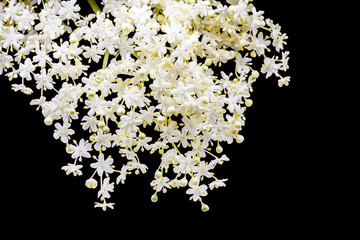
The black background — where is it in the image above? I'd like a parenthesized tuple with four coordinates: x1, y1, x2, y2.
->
(0, 0, 335, 235)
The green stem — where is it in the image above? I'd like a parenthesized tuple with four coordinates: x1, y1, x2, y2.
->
(87, 0, 101, 13)
(102, 50, 109, 69)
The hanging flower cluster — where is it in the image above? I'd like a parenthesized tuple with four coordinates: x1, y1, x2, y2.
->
(0, 0, 290, 212)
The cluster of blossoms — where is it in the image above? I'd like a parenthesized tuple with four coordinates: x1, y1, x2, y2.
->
(0, 0, 290, 211)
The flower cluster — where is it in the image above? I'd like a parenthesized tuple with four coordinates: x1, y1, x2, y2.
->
(0, 0, 290, 212)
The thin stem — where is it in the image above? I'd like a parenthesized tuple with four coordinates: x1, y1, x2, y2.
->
(87, 0, 101, 13)
(102, 50, 109, 69)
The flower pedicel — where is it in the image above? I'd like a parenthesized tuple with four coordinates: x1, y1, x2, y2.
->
(0, 0, 291, 212)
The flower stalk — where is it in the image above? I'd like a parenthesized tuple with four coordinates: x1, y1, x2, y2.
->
(87, 0, 101, 13)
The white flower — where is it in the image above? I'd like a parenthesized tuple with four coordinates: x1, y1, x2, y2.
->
(82, 45, 104, 63)
(186, 184, 208, 202)
(1, 26, 24, 50)
(91, 130, 112, 151)
(248, 32, 271, 56)
(18, 58, 35, 80)
(150, 176, 171, 192)
(11, 84, 33, 95)
(94, 202, 115, 211)
(34, 69, 54, 90)
(194, 161, 213, 179)
(53, 122, 74, 143)
(85, 94, 108, 116)
(116, 165, 129, 184)
(98, 177, 114, 199)
(33, 46, 52, 68)
(209, 178, 228, 190)
(278, 76, 291, 87)
(81, 115, 98, 132)
(61, 163, 83, 176)
(235, 53, 251, 74)
(120, 112, 143, 133)
(261, 56, 282, 78)
(59, 0, 81, 21)
(69, 139, 92, 159)
(90, 153, 114, 176)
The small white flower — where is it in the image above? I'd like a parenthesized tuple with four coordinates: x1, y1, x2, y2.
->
(209, 178, 228, 190)
(98, 177, 114, 199)
(186, 184, 208, 202)
(261, 56, 282, 78)
(61, 163, 83, 176)
(194, 161, 213, 179)
(278, 76, 291, 87)
(18, 58, 35, 80)
(69, 139, 92, 159)
(120, 112, 143, 133)
(151, 176, 171, 192)
(90, 153, 114, 176)
(53, 122, 74, 144)
(94, 202, 115, 211)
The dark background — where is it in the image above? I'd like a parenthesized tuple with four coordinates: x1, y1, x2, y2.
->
(0, 0, 334, 234)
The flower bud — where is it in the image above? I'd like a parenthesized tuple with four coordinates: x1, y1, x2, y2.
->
(201, 203, 210, 212)
(98, 121, 106, 128)
(85, 178, 98, 189)
(216, 145, 223, 154)
(70, 36, 78, 44)
(138, 132, 146, 140)
(179, 177, 188, 187)
(251, 70, 260, 79)
(66, 144, 74, 154)
(244, 98, 253, 107)
(87, 90, 96, 98)
(236, 134, 245, 143)
(167, 106, 175, 115)
(189, 177, 200, 186)
(200, 96, 209, 104)
(117, 106, 125, 116)
(44, 117, 53, 126)
(151, 193, 158, 202)
(233, 121, 242, 130)
(103, 126, 110, 133)
(157, 115, 165, 124)
(239, 38, 249, 47)
(155, 170, 162, 179)
(192, 156, 200, 165)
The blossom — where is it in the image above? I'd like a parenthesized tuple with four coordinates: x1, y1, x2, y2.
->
(186, 184, 208, 202)
(90, 153, 114, 176)
(53, 122, 74, 144)
(261, 56, 282, 78)
(119, 112, 143, 133)
(18, 58, 35, 80)
(98, 177, 114, 199)
(194, 161, 213, 179)
(1, 26, 24, 50)
(1, 0, 291, 212)
(94, 202, 115, 211)
(61, 163, 83, 176)
(209, 178, 228, 190)
(69, 139, 92, 159)
(150, 176, 171, 192)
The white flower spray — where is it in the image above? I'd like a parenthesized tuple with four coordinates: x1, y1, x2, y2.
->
(0, 0, 291, 212)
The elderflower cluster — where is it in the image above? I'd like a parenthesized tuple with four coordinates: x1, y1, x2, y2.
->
(0, 0, 291, 212)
